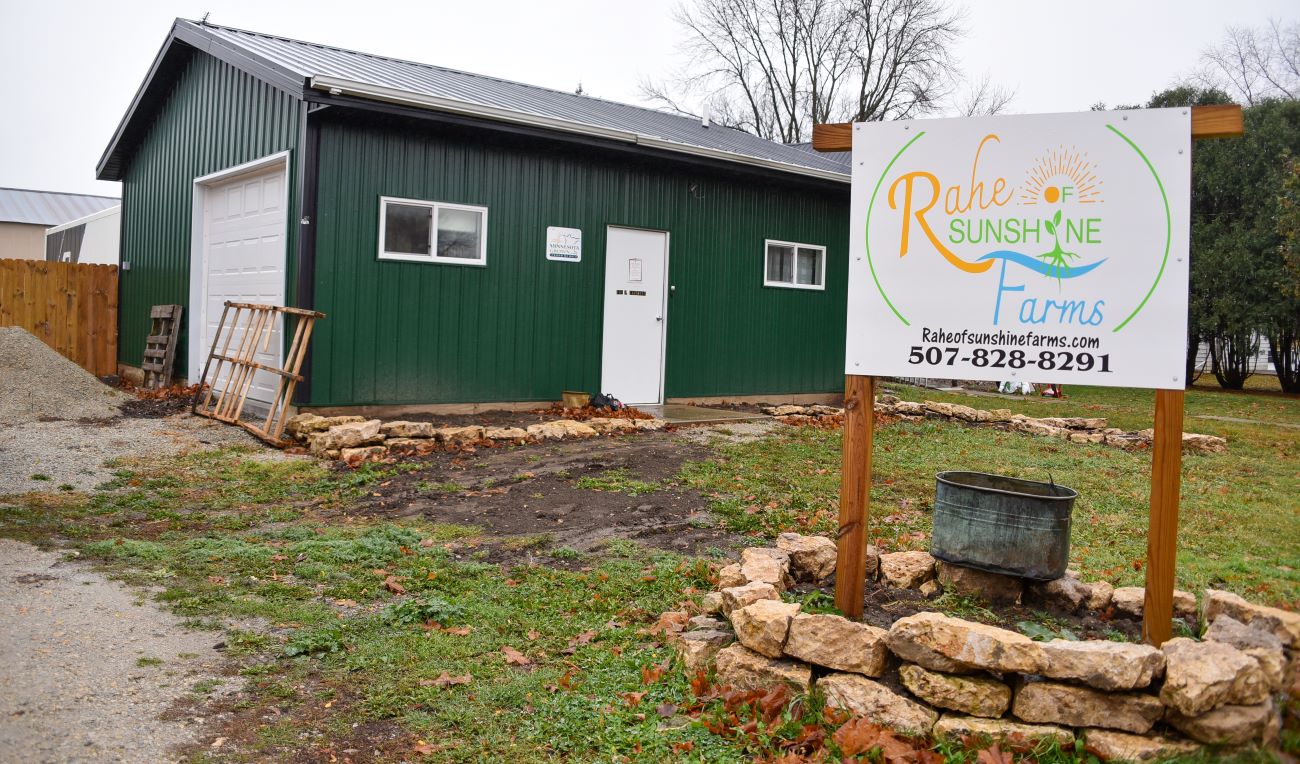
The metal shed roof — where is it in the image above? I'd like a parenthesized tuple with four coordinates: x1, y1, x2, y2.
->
(0, 187, 120, 227)
(100, 19, 850, 183)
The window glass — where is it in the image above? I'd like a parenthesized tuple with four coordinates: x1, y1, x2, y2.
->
(437, 207, 483, 260)
(797, 247, 821, 285)
(766, 244, 794, 283)
(384, 203, 431, 255)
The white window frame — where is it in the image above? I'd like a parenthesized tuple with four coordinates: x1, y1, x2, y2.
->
(763, 239, 826, 291)
(377, 196, 488, 266)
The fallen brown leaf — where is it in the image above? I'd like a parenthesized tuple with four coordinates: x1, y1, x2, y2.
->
(501, 646, 532, 666)
(419, 671, 471, 688)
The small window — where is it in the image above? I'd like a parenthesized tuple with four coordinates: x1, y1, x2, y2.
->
(764, 240, 825, 290)
(378, 197, 487, 265)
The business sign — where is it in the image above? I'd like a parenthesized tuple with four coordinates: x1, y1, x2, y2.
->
(847, 109, 1191, 389)
(546, 226, 582, 262)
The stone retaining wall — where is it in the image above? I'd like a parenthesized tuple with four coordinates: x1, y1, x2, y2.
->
(677, 534, 1297, 759)
(281, 412, 666, 463)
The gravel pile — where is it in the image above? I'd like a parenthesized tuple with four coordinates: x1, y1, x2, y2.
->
(0, 327, 128, 425)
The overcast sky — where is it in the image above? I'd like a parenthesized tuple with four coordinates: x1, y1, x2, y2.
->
(1, 0, 1293, 197)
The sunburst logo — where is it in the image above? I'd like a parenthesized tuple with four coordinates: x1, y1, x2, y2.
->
(1019, 146, 1103, 206)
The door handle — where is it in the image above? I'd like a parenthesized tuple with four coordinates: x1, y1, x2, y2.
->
(655, 316, 663, 321)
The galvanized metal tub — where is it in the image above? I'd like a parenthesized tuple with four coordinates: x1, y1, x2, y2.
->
(931, 471, 1077, 581)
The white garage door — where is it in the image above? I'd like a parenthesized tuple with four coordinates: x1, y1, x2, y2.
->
(199, 164, 287, 406)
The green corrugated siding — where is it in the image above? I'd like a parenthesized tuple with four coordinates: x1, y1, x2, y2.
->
(118, 51, 302, 377)
(311, 116, 848, 406)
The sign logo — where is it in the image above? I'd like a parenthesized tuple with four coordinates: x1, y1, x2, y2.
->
(546, 226, 582, 262)
(847, 110, 1190, 389)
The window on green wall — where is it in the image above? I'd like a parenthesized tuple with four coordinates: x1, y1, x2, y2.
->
(764, 240, 824, 290)
(378, 196, 487, 266)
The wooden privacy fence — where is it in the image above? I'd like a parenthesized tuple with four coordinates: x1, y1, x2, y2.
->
(0, 258, 118, 376)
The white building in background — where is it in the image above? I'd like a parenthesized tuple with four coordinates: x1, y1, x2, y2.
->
(44, 205, 121, 265)
(0, 187, 119, 260)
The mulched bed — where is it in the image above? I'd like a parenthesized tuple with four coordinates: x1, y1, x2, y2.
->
(790, 577, 1193, 642)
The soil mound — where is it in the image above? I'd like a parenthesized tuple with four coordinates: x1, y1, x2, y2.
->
(0, 327, 128, 425)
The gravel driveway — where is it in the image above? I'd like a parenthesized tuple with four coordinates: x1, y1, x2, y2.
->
(0, 540, 238, 763)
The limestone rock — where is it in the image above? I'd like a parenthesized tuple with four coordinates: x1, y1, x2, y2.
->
(687, 615, 728, 632)
(699, 591, 724, 615)
(1245, 647, 1287, 692)
(286, 413, 364, 438)
(717, 564, 747, 589)
(1027, 575, 1089, 612)
(1068, 431, 1106, 444)
(1203, 589, 1300, 649)
(879, 551, 936, 589)
(924, 400, 993, 422)
(585, 417, 633, 433)
(886, 612, 1045, 675)
(1010, 419, 1071, 439)
(384, 437, 436, 452)
(775, 533, 838, 581)
(898, 664, 1010, 718)
(1012, 681, 1163, 734)
(932, 715, 1074, 746)
(1173, 590, 1197, 616)
(1159, 637, 1269, 717)
(919, 580, 942, 598)
(1038, 416, 1108, 430)
(676, 629, 734, 675)
(937, 562, 1023, 605)
(484, 426, 528, 440)
(1111, 587, 1145, 617)
(714, 644, 811, 693)
(764, 404, 807, 416)
(1038, 639, 1165, 691)
(784, 613, 889, 676)
(719, 581, 779, 617)
(817, 673, 938, 736)
(1181, 432, 1228, 454)
(526, 421, 578, 440)
(340, 445, 388, 463)
(739, 547, 793, 591)
(1085, 580, 1114, 611)
(893, 401, 926, 416)
(1165, 701, 1276, 746)
(1083, 730, 1200, 762)
(438, 425, 486, 444)
(380, 420, 436, 438)
(731, 599, 800, 658)
(1204, 614, 1286, 652)
(309, 419, 383, 454)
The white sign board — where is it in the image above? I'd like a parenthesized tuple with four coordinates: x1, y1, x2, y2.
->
(847, 109, 1191, 389)
(546, 226, 582, 262)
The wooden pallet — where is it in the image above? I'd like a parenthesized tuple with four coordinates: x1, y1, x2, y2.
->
(192, 301, 324, 446)
(142, 304, 183, 389)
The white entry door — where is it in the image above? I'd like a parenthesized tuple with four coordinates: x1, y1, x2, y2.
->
(600, 227, 668, 405)
(194, 160, 287, 405)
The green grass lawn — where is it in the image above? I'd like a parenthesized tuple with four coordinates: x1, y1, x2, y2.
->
(682, 383, 1300, 608)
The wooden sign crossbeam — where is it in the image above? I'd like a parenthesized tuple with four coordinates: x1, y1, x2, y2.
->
(813, 104, 1243, 645)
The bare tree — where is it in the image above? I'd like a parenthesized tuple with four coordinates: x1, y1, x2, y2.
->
(642, 0, 995, 142)
(1195, 18, 1299, 105)
(952, 72, 1015, 117)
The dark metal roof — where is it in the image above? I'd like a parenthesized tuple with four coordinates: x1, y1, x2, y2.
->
(99, 19, 850, 183)
(0, 188, 120, 227)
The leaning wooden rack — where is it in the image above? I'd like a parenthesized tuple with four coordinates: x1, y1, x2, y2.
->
(192, 301, 325, 445)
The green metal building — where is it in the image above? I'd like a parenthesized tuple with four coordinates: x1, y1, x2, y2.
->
(98, 19, 851, 409)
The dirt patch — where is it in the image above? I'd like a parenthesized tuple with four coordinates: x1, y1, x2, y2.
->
(0, 539, 240, 763)
(329, 431, 744, 563)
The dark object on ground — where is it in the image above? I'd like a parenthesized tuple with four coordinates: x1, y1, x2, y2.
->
(931, 471, 1076, 580)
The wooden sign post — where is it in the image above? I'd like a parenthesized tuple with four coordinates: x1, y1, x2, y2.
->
(813, 105, 1243, 641)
